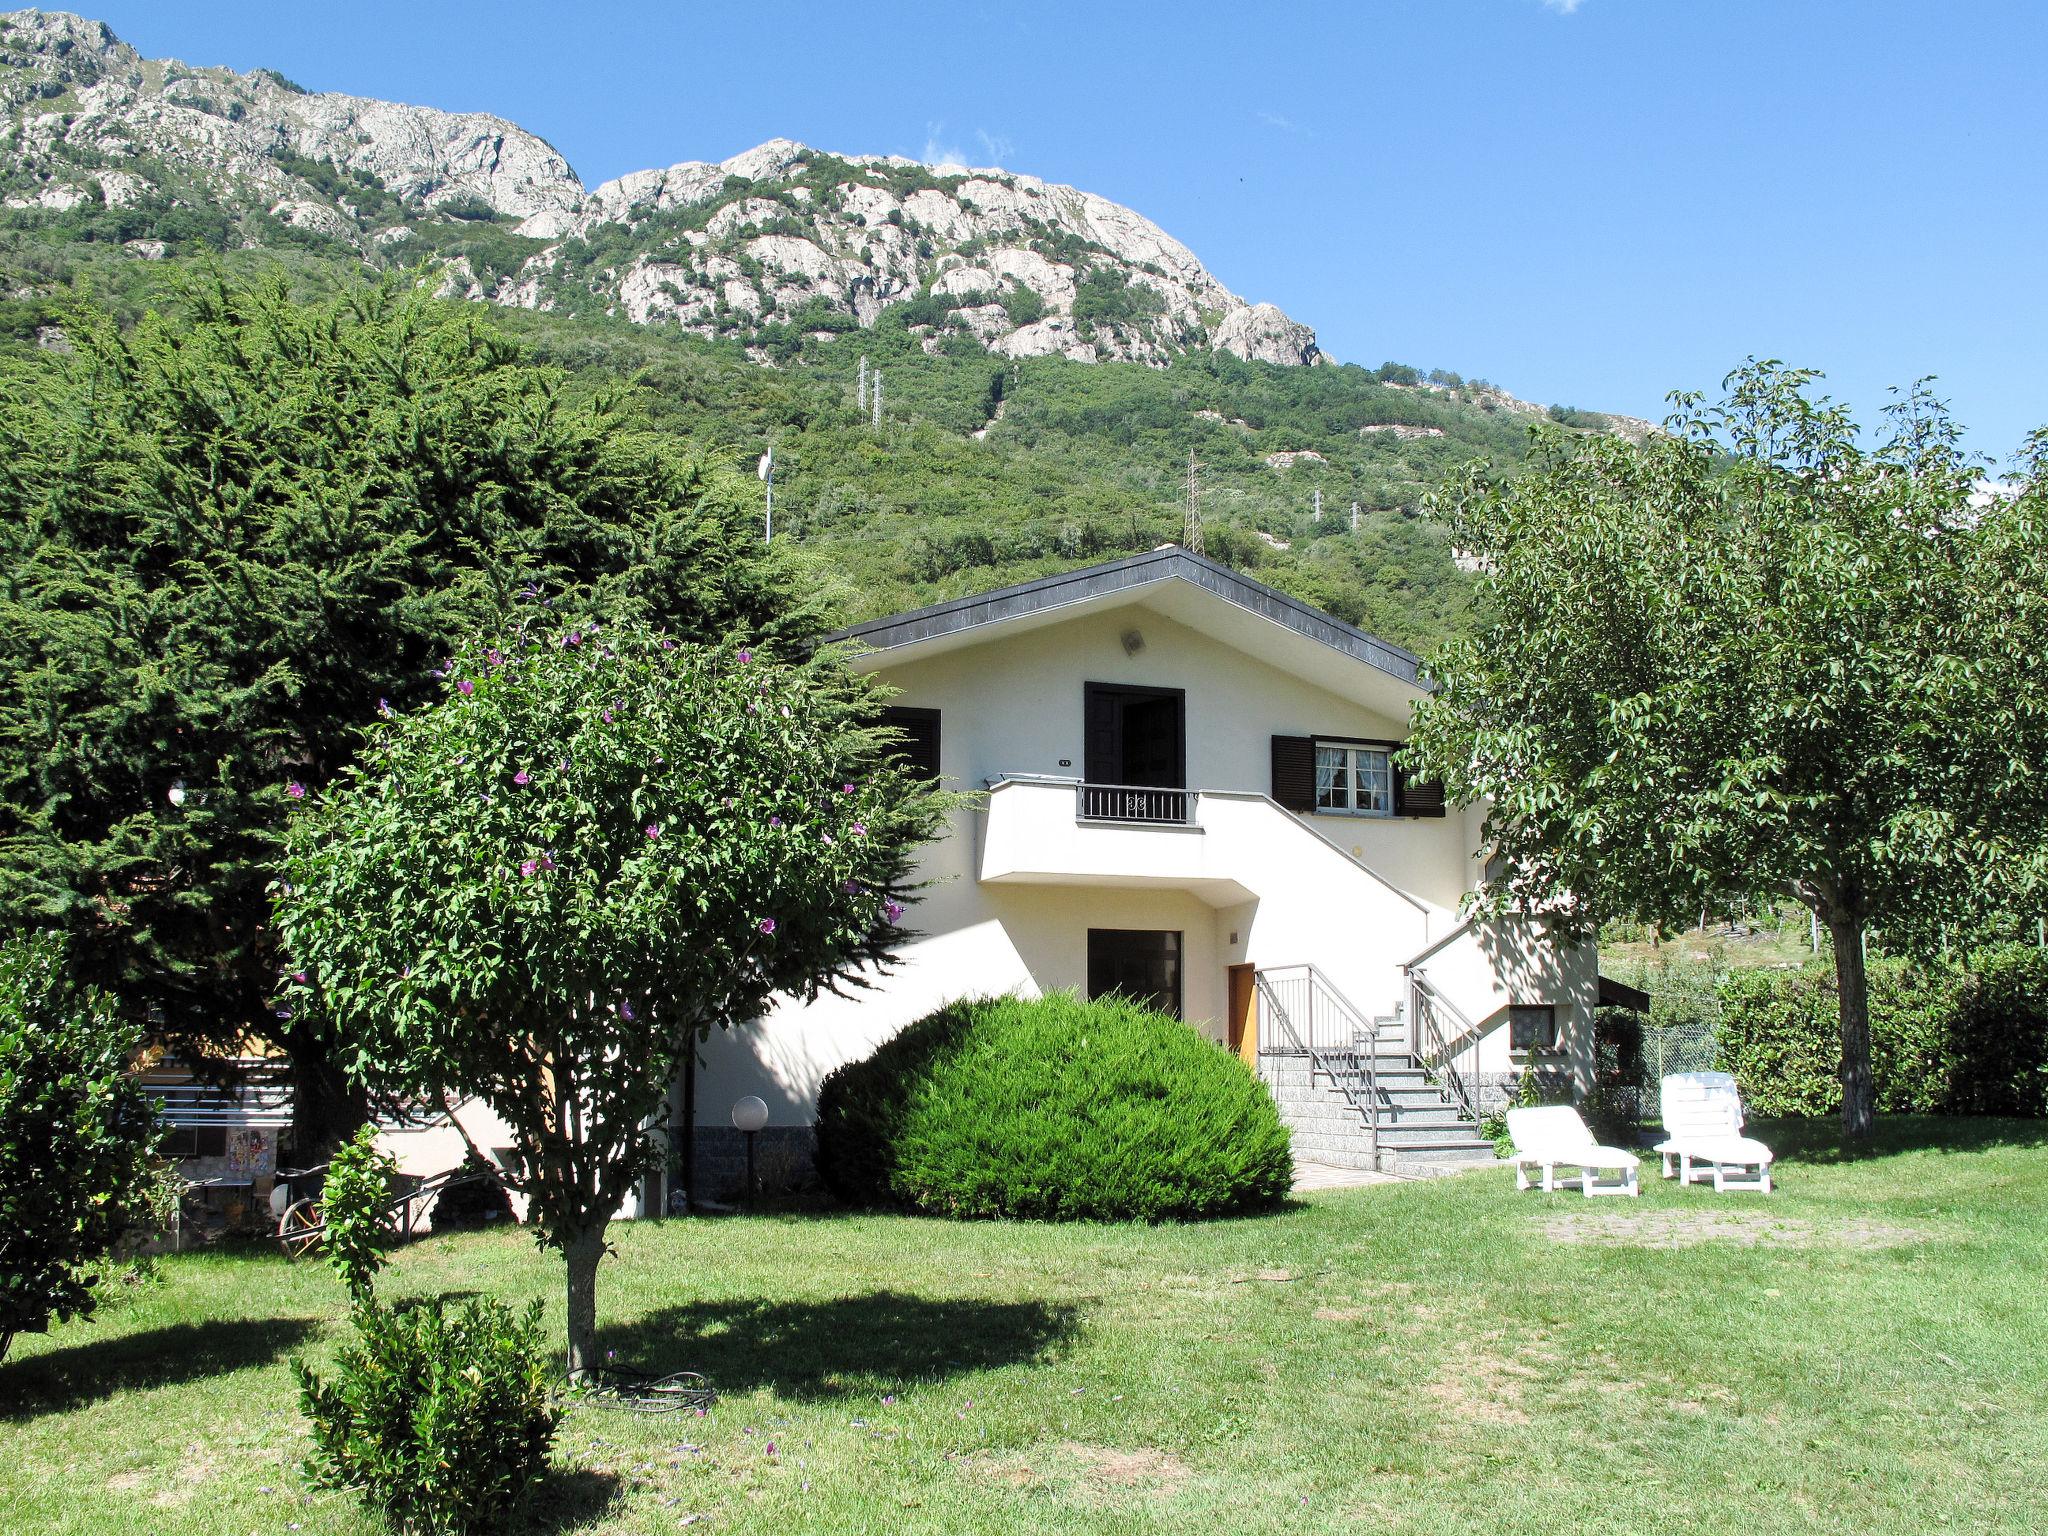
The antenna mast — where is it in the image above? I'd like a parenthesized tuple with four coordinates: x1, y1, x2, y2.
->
(1183, 450, 1204, 556)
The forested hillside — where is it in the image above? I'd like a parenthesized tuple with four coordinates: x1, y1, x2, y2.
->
(0, 231, 1628, 650)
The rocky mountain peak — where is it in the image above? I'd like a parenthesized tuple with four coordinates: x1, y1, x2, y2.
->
(0, 11, 1324, 368)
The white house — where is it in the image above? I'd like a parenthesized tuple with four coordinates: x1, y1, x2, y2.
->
(684, 547, 1598, 1186)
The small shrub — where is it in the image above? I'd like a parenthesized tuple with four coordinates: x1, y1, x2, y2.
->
(0, 935, 161, 1361)
(295, 1296, 558, 1536)
(1480, 1065, 1545, 1156)
(1948, 945, 2048, 1115)
(815, 993, 1294, 1221)
(321, 1125, 400, 1304)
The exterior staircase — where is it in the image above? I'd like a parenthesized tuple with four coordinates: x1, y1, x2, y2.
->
(1257, 969, 1499, 1177)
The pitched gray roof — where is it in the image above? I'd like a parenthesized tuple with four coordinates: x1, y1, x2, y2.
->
(826, 547, 1425, 686)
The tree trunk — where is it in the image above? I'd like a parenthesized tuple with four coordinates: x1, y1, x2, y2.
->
(563, 1228, 607, 1379)
(1829, 910, 1876, 1139)
(284, 1026, 369, 1165)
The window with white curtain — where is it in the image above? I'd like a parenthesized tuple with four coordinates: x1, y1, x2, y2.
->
(1313, 742, 1392, 816)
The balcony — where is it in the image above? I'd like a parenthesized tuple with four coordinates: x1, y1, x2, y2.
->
(979, 776, 1252, 903)
(1075, 781, 1194, 825)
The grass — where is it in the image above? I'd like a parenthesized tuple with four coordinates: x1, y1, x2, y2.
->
(4, 1117, 2046, 1535)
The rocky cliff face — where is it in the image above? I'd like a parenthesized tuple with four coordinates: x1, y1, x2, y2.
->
(0, 10, 1323, 367)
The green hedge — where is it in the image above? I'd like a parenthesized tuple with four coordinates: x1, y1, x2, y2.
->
(815, 994, 1294, 1221)
(1716, 945, 2048, 1118)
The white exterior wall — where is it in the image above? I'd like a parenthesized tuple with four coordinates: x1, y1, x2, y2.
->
(690, 600, 1596, 1128)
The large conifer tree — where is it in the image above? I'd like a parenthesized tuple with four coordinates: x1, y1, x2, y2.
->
(0, 273, 814, 1154)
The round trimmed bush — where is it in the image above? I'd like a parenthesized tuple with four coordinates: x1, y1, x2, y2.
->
(815, 993, 1294, 1221)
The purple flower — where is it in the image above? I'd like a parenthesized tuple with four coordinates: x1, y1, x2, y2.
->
(722, 797, 734, 809)
(884, 900, 905, 924)
(513, 770, 531, 786)
(768, 815, 783, 827)
(520, 859, 539, 878)
(850, 822, 866, 837)
(842, 879, 862, 894)
(602, 708, 614, 724)
(458, 679, 474, 696)
(758, 917, 777, 935)
(645, 824, 660, 840)
(274, 1006, 293, 1020)
(842, 783, 856, 794)
(570, 630, 583, 646)
(619, 999, 636, 1022)
(487, 649, 503, 667)
(377, 698, 392, 718)
(292, 971, 307, 984)
(286, 781, 306, 800)
(661, 638, 676, 650)
(737, 649, 753, 664)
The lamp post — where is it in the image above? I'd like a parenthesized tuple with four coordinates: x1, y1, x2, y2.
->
(731, 1095, 769, 1205)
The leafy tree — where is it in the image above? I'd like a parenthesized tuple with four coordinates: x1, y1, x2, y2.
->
(274, 620, 951, 1372)
(1407, 363, 2048, 1137)
(319, 1125, 400, 1306)
(0, 934, 161, 1362)
(0, 274, 818, 1157)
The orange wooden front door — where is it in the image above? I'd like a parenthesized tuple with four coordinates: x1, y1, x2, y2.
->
(1227, 964, 1257, 1069)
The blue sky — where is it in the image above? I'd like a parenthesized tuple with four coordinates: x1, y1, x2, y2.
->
(79, 1, 2046, 459)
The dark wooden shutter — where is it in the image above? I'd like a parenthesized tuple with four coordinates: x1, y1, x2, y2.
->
(1394, 757, 1447, 818)
(879, 706, 941, 781)
(1083, 685, 1120, 785)
(1271, 735, 1315, 811)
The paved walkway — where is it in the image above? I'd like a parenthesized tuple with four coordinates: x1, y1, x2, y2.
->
(1291, 1160, 1401, 1192)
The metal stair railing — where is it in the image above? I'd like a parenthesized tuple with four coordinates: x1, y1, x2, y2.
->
(1405, 972, 1482, 1126)
(1255, 964, 1381, 1170)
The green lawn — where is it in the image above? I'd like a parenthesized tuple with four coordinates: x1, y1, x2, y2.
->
(5, 1118, 2045, 1535)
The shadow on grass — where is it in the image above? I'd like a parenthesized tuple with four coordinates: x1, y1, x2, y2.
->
(1764, 1114, 2048, 1165)
(1, 1315, 319, 1420)
(592, 1291, 1080, 1400)
(524, 1467, 624, 1535)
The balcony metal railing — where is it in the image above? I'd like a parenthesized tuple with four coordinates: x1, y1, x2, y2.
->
(1075, 781, 1195, 825)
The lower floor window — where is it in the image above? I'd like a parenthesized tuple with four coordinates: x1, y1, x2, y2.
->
(163, 1125, 229, 1159)
(1509, 1004, 1558, 1052)
(1086, 928, 1182, 1019)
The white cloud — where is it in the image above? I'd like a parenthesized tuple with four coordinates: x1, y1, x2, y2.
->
(1542, 0, 1585, 13)
(1256, 110, 1313, 137)
(922, 121, 967, 169)
(973, 128, 1015, 166)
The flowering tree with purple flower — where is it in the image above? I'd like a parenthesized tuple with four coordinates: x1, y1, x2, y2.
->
(275, 619, 951, 1374)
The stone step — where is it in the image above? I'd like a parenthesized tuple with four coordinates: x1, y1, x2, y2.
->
(1373, 1125, 1488, 1149)
(1369, 1108, 1472, 1129)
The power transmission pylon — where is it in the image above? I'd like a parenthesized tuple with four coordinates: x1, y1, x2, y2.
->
(1183, 450, 1204, 556)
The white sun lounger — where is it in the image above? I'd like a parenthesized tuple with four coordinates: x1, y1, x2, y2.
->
(1657, 1071, 1774, 1193)
(1507, 1105, 1640, 1197)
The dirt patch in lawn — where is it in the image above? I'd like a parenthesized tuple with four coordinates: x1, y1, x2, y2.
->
(960, 1441, 1193, 1503)
(1425, 1334, 1562, 1429)
(1542, 1210, 1929, 1249)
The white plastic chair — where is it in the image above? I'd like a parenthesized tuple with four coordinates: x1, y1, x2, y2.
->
(1507, 1105, 1640, 1198)
(1656, 1071, 1774, 1193)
